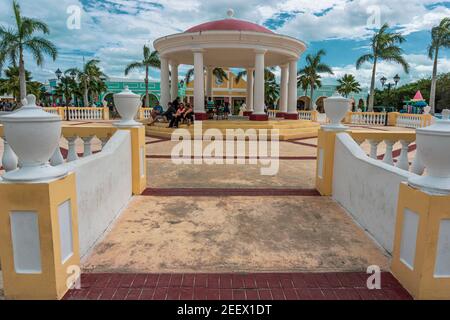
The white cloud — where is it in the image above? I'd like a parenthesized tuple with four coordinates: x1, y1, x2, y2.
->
(0, 0, 448, 84)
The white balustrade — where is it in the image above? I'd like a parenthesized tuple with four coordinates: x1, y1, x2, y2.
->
(143, 108, 152, 119)
(267, 110, 277, 118)
(396, 114, 431, 129)
(351, 133, 420, 174)
(350, 112, 386, 126)
(298, 111, 313, 120)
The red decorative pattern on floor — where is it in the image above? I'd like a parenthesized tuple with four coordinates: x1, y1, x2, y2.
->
(63, 272, 412, 300)
(141, 188, 321, 196)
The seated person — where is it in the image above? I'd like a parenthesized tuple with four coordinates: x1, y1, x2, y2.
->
(168, 103, 186, 128)
(182, 103, 194, 125)
(160, 102, 176, 124)
(148, 101, 165, 125)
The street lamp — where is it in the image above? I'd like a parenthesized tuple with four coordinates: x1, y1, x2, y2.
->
(55, 68, 62, 80)
(393, 74, 400, 86)
(380, 75, 401, 112)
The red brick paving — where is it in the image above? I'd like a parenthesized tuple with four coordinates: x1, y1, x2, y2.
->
(141, 188, 321, 197)
(64, 272, 412, 300)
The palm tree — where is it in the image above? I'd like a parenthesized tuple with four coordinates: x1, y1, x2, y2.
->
(356, 23, 409, 111)
(297, 50, 333, 110)
(234, 68, 276, 84)
(336, 74, 361, 98)
(66, 59, 106, 106)
(0, 0, 58, 103)
(0, 65, 31, 102)
(124, 45, 160, 107)
(297, 74, 309, 96)
(265, 75, 279, 108)
(184, 67, 228, 87)
(54, 76, 74, 105)
(428, 18, 450, 113)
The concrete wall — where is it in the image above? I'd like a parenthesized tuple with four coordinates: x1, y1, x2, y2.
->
(332, 133, 416, 254)
(62, 130, 132, 257)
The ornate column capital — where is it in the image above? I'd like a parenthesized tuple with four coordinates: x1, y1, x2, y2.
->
(254, 48, 267, 55)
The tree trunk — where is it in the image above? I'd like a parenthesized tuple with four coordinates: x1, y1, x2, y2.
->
(145, 66, 149, 108)
(309, 84, 314, 111)
(19, 48, 27, 105)
(429, 47, 439, 114)
(83, 81, 89, 107)
(368, 58, 377, 111)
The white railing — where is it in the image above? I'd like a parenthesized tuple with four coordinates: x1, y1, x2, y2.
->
(65, 107, 106, 121)
(333, 132, 418, 253)
(348, 112, 386, 126)
(349, 131, 424, 174)
(1, 126, 116, 174)
(396, 114, 432, 129)
(142, 108, 152, 119)
(267, 110, 277, 118)
(59, 130, 131, 256)
(298, 110, 318, 121)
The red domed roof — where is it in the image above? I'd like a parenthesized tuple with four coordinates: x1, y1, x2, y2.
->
(185, 18, 274, 34)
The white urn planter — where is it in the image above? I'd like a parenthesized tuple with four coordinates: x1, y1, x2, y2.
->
(322, 94, 351, 131)
(409, 109, 450, 195)
(0, 94, 67, 182)
(113, 86, 142, 128)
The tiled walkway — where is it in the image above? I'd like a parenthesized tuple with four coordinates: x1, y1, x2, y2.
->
(64, 272, 412, 300)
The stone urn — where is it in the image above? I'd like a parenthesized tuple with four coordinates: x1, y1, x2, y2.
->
(0, 94, 67, 182)
(322, 94, 351, 130)
(113, 86, 142, 127)
(409, 109, 450, 194)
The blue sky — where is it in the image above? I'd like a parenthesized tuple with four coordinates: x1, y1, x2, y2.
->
(0, 0, 449, 89)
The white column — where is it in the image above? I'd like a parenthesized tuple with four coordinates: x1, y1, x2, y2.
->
(246, 68, 254, 112)
(287, 58, 298, 117)
(206, 66, 213, 99)
(279, 64, 288, 114)
(160, 56, 170, 110)
(170, 61, 179, 101)
(193, 49, 205, 116)
(253, 49, 266, 115)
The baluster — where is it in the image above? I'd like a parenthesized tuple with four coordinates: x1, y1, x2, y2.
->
(396, 140, 410, 170)
(82, 136, 94, 157)
(383, 140, 395, 165)
(367, 139, 380, 159)
(100, 137, 109, 148)
(1, 136, 18, 171)
(66, 136, 79, 162)
(411, 151, 425, 175)
(50, 143, 64, 166)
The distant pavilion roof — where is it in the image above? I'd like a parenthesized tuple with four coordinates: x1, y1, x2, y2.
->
(185, 18, 274, 34)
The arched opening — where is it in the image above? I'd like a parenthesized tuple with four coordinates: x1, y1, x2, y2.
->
(297, 96, 311, 110)
(315, 96, 327, 113)
(141, 93, 159, 108)
(358, 99, 365, 111)
(102, 92, 120, 119)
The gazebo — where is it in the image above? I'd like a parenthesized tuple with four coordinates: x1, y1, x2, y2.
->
(153, 9, 306, 121)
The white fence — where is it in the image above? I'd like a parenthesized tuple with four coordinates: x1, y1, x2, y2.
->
(348, 112, 386, 126)
(332, 133, 417, 253)
(60, 130, 132, 257)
